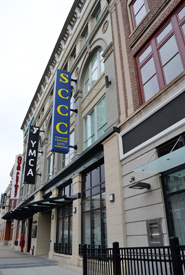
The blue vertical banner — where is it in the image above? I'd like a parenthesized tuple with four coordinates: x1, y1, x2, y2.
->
(51, 69, 71, 154)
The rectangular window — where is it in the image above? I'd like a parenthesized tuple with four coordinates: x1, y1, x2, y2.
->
(130, 0, 147, 28)
(56, 204, 73, 255)
(137, 3, 185, 102)
(65, 131, 75, 166)
(82, 164, 107, 247)
(47, 153, 55, 180)
(84, 97, 107, 149)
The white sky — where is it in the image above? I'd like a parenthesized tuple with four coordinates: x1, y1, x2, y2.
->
(0, 0, 74, 195)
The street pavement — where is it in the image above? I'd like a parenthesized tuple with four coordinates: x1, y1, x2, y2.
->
(0, 245, 82, 275)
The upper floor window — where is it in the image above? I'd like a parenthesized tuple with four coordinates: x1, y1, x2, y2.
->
(136, 3, 185, 102)
(84, 50, 104, 95)
(130, 0, 147, 28)
(65, 131, 75, 166)
(84, 97, 107, 149)
(95, 8, 101, 23)
(47, 153, 55, 180)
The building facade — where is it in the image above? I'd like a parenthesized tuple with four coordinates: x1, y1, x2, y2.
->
(2, 0, 121, 267)
(2, 0, 185, 269)
(108, 0, 185, 247)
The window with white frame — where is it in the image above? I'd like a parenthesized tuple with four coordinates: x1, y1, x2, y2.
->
(84, 97, 107, 149)
(84, 50, 104, 95)
(47, 153, 55, 180)
(65, 131, 75, 166)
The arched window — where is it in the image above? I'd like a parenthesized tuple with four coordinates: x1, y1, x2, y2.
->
(84, 49, 104, 95)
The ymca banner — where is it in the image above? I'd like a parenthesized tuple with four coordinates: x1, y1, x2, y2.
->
(23, 126, 40, 184)
(11, 155, 24, 200)
(50, 69, 71, 154)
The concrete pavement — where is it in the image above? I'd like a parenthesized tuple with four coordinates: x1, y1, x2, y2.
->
(0, 245, 82, 275)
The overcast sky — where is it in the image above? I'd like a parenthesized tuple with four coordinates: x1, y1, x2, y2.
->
(0, 0, 74, 195)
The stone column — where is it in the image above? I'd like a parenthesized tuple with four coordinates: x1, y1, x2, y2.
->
(49, 188, 58, 260)
(76, 36, 83, 56)
(88, 16, 94, 34)
(102, 133, 126, 247)
(11, 219, 17, 249)
(24, 219, 29, 252)
(71, 173, 82, 267)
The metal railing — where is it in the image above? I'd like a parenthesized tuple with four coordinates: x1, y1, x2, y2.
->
(80, 237, 185, 275)
(54, 242, 72, 255)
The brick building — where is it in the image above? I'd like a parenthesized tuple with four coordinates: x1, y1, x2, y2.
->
(108, 0, 185, 246)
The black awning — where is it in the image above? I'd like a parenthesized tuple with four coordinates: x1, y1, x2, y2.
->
(2, 196, 74, 221)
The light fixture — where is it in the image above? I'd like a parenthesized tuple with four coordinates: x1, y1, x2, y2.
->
(105, 75, 111, 88)
(73, 207, 76, 213)
(109, 194, 115, 202)
(129, 182, 151, 190)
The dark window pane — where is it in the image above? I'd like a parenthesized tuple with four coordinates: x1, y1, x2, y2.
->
(163, 54, 183, 84)
(92, 194, 100, 209)
(101, 183, 105, 192)
(102, 192, 106, 208)
(159, 36, 179, 65)
(92, 185, 100, 196)
(92, 168, 99, 186)
(57, 218, 63, 243)
(64, 217, 69, 244)
(71, 183, 73, 196)
(84, 198, 91, 211)
(135, 4, 146, 26)
(83, 212, 91, 245)
(101, 164, 105, 183)
(65, 185, 70, 197)
(92, 210, 101, 246)
(85, 190, 91, 198)
(157, 23, 172, 44)
(102, 209, 107, 246)
(143, 75, 159, 101)
(70, 216, 73, 244)
(141, 57, 156, 84)
(84, 173, 91, 190)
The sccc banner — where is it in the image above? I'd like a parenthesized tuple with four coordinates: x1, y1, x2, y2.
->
(51, 69, 71, 154)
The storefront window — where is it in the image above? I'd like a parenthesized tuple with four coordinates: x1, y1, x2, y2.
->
(82, 163, 107, 247)
(55, 182, 73, 255)
(159, 134, 185, 244)
(163, 170, 185, 244)
(57, 205, 73, 253)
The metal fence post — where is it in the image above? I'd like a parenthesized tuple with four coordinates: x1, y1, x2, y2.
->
(170, 237, 183, 275)
(83, 244, 87, 275)
(113, 242, 121, 275)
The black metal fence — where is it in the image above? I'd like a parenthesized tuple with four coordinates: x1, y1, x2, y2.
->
(54, 242, 72, 255)
(79, 237, 185, 275)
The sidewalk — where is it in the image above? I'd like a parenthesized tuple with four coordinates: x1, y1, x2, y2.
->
(0, 245, 82, 275)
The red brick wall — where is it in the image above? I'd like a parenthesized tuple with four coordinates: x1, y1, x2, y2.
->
(110, 0, 184, 115)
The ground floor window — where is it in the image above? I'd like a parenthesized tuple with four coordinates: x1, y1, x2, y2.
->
(82, 163, 107, 247)
(159, 134, 185, 245)
(163, 167, 185, 245)
(55, 204, 73, 255)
